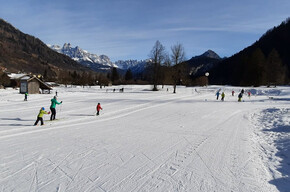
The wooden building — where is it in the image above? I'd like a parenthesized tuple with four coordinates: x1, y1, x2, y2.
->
(7, 73, 30, 87)
(20, 76, 52, 94)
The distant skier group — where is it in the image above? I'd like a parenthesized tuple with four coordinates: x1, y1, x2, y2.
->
(215, 88, 251, 102)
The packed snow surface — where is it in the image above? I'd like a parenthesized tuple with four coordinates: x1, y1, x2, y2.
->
(0, 85, 289, 192)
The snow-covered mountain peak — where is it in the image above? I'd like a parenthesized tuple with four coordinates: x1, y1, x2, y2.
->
(115, 59, 150, 69)
(48, 45, 62, 51)
(48, 43, 117, 71)
(114, 59, 150, 74)
(62, 43, 72, 50)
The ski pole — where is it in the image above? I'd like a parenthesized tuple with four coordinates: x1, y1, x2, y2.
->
(59, 104, 62, 119)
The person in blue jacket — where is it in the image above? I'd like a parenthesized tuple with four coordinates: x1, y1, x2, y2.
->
(50, 96, 62, 120)
(216, 90, 220, 100)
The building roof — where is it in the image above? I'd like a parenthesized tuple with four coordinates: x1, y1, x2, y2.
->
(21, 76, 52, 90)
(8, 73, 29, 80)
(21, 76, 30, 80)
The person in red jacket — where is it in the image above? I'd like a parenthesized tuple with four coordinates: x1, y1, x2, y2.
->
(96, 103, 103, 116)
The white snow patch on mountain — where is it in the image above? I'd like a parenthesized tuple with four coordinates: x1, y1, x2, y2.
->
(48, 43, 118, 70)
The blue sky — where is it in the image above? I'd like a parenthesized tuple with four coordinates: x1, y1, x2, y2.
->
(0, 0, 289, 61)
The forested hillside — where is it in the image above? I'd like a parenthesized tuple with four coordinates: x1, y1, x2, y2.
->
(0, 19, 91, 82)
(210, 18, 290, 86)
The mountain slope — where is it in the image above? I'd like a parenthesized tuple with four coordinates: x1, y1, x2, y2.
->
(115, 59, 149, 74)
(0, 19, 90, 80)
(209, 18, 290, 86)
(185, 50, 222, 77)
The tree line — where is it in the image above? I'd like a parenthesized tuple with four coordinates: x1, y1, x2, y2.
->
(209, 18, 290, 86)
(54, 40, 191, 92)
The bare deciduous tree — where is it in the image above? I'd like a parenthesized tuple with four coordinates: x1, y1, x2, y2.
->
(164, 53, 171, 67)
(170, 43, 185, 93)
(149, 40, 166, 91)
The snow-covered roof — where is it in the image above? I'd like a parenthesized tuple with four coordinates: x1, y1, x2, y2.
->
(20, 76, 30, 80)
(8, 73, 29, 79)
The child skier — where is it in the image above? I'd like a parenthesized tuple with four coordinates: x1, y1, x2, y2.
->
(221, 92, 225, 101)
(216, 91, 220, 100)
(238, 92, 243, 102)
(24, 92, 28, 101)
(96, 103, 103, 116)
(34, 107, 50, 126)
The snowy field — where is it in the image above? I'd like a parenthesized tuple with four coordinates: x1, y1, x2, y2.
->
(0, 85, 289, 192)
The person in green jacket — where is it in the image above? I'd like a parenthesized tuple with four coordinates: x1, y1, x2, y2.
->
(34, 107, 50, 126)
(50, 96, 62, 120)
(24, 92, 28, 101)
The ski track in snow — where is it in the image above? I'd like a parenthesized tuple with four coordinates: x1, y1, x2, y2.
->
(0, 93, 193, 139)
(0, 85, 289, 191)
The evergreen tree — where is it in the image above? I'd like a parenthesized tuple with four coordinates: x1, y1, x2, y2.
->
(111, 67, 119, 84)
(0, 71, 10, 87)
(107, 72, 111, 81)
(43, 69, 48, 80)
(242, 48, 266, 86)
(266, 49, 287, 85)
(125, 69, 133, 81)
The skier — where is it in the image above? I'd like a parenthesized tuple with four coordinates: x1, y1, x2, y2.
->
(221, 92, 225, 101)
(24, 92, 28, 101)
(55, 91, 58, 96)
(50, 96, 62, 120)
(232, 90, 235, 96)
(96, 103, 103, 116)
(216, 91, 220, 100)
(248, 91, 251, 98)
(34, 107, 50, 126)
(238, 92, 243, 102)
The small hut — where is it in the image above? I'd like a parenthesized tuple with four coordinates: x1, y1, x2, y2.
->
(20, 76, 52, 94)
(8, 73, 30, 87)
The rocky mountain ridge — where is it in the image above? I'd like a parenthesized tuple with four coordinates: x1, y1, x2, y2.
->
(48, 43, 117, 72)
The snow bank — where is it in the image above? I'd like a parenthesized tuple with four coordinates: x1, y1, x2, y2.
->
(251, 107, 290, 191)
